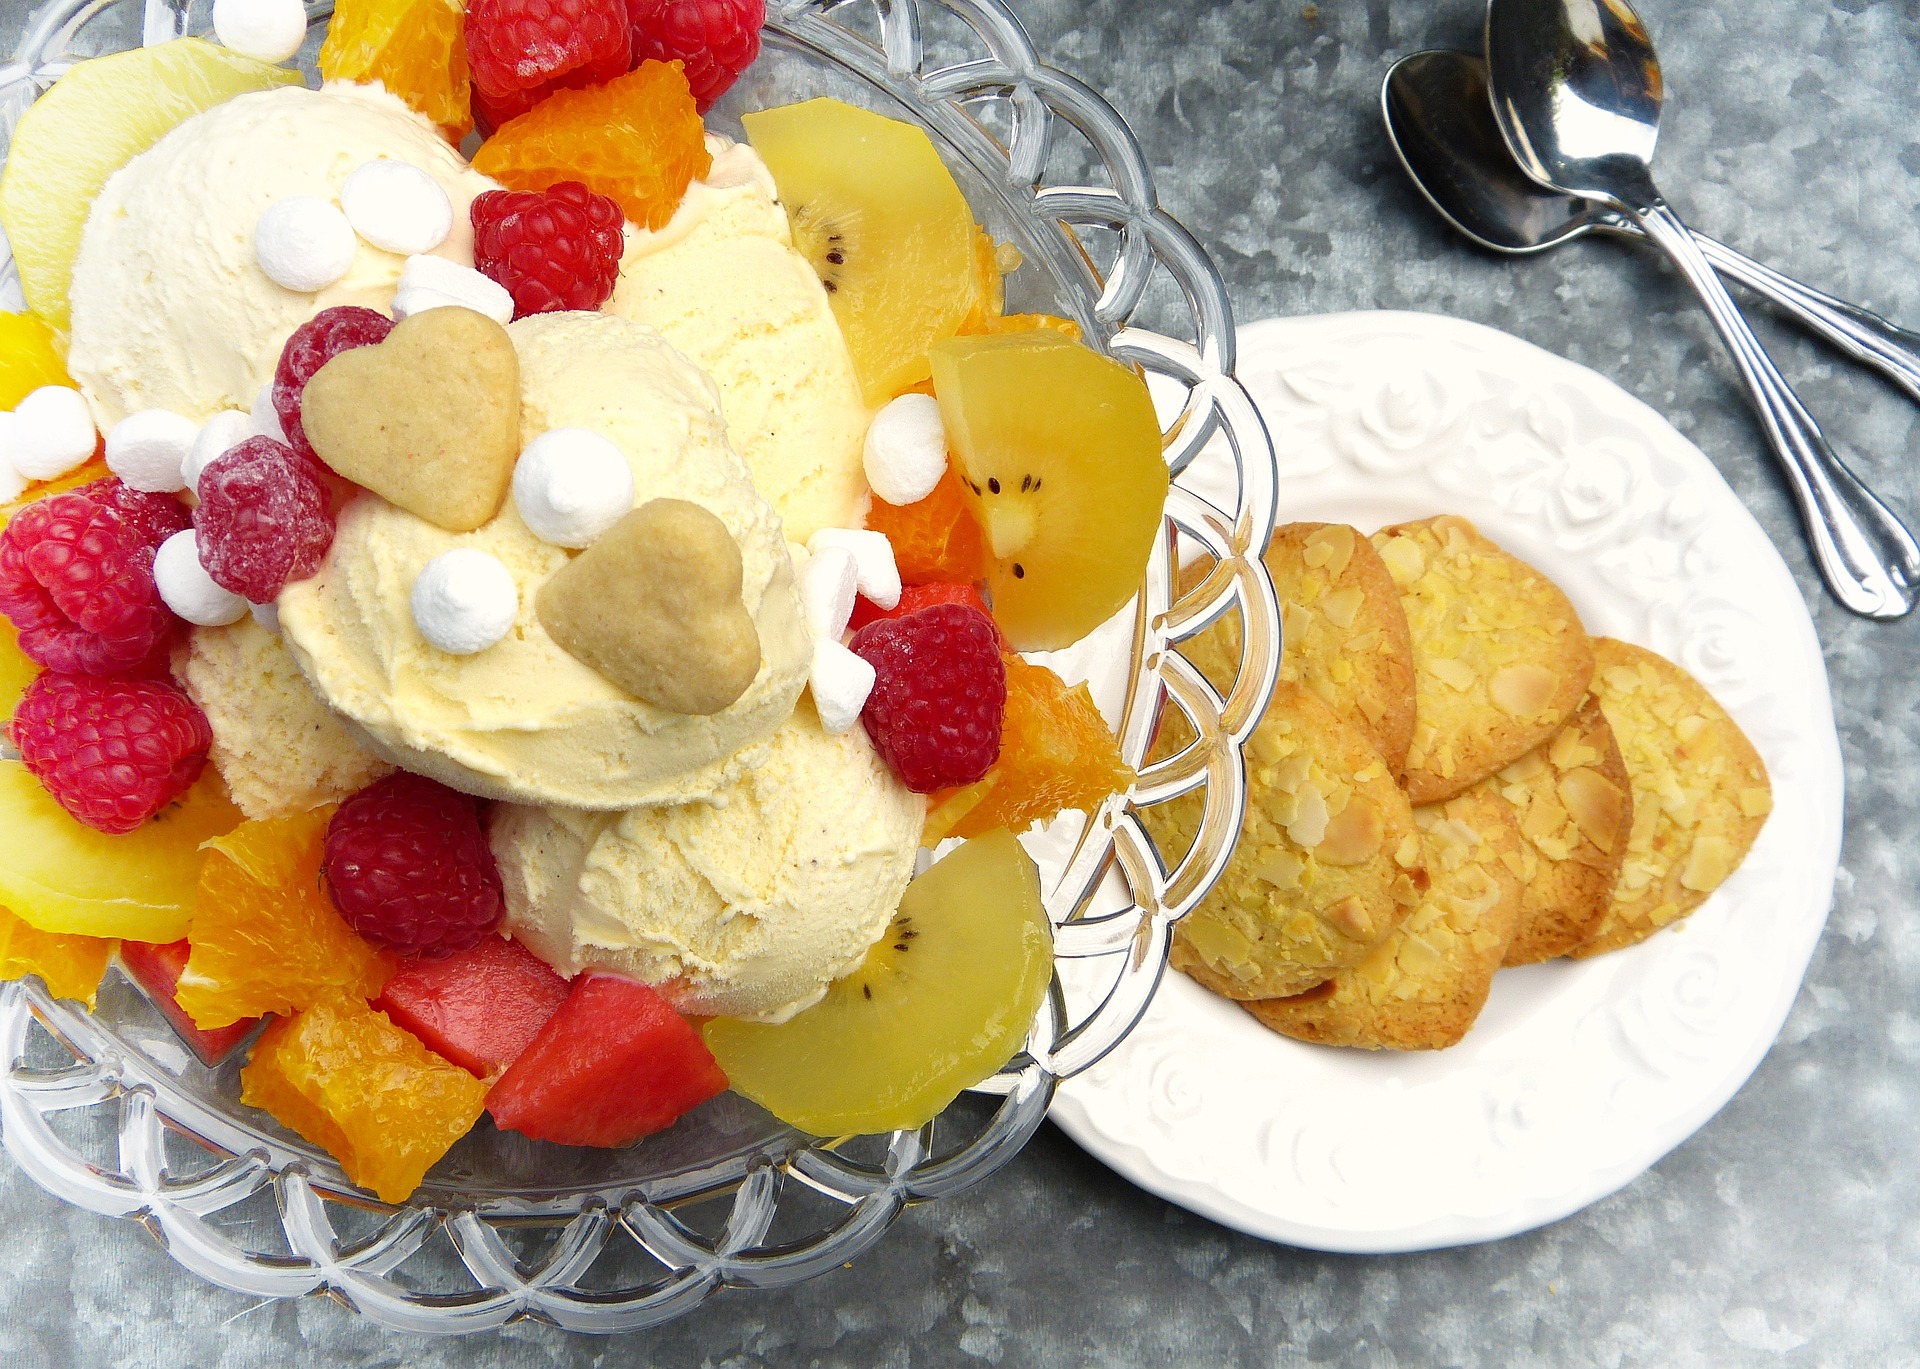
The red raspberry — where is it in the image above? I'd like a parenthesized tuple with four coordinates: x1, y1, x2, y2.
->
(83, 477, 192, 550)
(272, 306, 394, 470)
(625, 0, 763, 112)
(193, 438, 335, 602)
(323, 772, 506, 959)
(9, 672, 211, 834)
(466, 0, 630, 103)
(849, 603, 1006, 792)
(847, 581, 1008, 648)
(472, 183, 626, 318)
(0, 490, 179, 675)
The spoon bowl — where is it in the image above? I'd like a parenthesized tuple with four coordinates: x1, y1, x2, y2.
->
(1485, 0, 1665, 209)
(1382, 49, 1624, 254)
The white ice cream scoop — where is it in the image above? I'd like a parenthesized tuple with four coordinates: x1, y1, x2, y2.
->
(511, 428, 635, 548)
(410, 548, 519, 655)
(106, 408, 198, 493)
(863, 392, 949, 506)
(341, 160, 454, 256)
(8, 386, 97, 480)
(255, 196, 358, 292)
(154, 530, 249, 626)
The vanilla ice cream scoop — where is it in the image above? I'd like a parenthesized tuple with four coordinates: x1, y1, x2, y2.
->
(67, 82, 497, 428)
(276, 311, 810, 810)
(492, 699, 923, 1022)
(609, 136, 873, 544)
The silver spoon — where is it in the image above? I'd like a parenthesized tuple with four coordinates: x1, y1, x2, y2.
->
(1483, 0, 1920, 620)
(1383, 48, 1920, 407)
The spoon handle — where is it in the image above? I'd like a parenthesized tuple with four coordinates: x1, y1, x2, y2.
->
(1632, 199, 1920, 619)
(1691, 232, 1920, 405)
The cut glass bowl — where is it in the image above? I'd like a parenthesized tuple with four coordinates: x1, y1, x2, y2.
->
(0, 0, 1281, 1334)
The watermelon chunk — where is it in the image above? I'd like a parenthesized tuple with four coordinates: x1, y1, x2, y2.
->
(485, 973, 728, 1147)
(119, 939, 259, 1067)
(373, 936, 569, 1079)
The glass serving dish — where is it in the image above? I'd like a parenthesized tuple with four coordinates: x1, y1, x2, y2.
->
(0, 0, 1281, 1335)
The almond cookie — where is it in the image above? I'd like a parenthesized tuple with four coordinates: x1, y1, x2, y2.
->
(1491, 694, 1634, 964)
(1245, 783, 1526, 1050)
(1373, 515, 1594, 804)
(1172, 525, 1416, 777)
(1147, 681, 1426, 1001)
(1567, 639, 1772, 958)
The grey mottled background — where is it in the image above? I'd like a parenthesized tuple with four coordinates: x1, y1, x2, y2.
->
(4, 0, 1919, 1364)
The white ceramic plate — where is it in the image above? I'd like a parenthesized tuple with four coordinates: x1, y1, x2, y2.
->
(1046, 311, 1843, 1254)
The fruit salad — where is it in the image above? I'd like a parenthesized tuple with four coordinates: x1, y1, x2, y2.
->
(0, 0, 1169, 1204)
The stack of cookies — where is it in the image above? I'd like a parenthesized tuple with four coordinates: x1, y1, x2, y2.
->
(1145, 516, 1773, 1051)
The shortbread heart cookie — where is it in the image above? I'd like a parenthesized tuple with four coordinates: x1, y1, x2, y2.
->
(301, 306, 521, 532)
(536, 498, 763, 716)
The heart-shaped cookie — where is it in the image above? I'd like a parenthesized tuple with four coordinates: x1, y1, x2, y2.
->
(537, 498, 763, 715)
(301, 306, 521, 532)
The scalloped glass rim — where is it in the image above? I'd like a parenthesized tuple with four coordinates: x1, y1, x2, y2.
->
(0, 0, 1283, 1334)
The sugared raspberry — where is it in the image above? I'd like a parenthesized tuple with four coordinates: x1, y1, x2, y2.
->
(323, 772, 506, 958)
(466, 0, 630, 105)
(472, 183, 626, 318)
(626, 0, 763, 112)
(0, 489, 180, 675)
(850, 603, 1006, 792)
(9, 672, 211, 834)
(272, 306, 394, 468)
(83, 477, 192, 550)
(193, 438, 335, 602)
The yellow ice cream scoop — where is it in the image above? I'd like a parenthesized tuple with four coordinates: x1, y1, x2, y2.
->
(278, 312, 810, 810)
(492, 698, 923, 1022)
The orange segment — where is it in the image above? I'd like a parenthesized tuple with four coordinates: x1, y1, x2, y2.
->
(0, 311, 73, 409)
(472, 61, 709, 231)
(0, 903, 113, 1007)
(866, 468, 989, 585)
(927, 656, 1132, 842)
(0, 763, 242, 941)
(319, 0, 472, 140)
(240, 995, 488, 1203)
(176, 808, 395, 1029)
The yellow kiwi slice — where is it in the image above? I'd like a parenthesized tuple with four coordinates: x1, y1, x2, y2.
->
(930, 330, 1169, 651)
(742, 97, 983, 403)
(702, 829, 1053, 1136)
